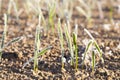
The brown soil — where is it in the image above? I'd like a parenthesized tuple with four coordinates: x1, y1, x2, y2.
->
(0, 0, 120, 80)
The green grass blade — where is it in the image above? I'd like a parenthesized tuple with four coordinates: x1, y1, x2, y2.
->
(4, 37, 23, 48)
(94, 41, 104, 63)
(84, 28, 104, 68)
(1, 14, 7, 49)
(37, 46, 52, 56)
(84, 28, 94, 40)
(73, 32, 78, 70)
(34, 26, 41, 73)
(22, 46, 52, 69)
(34, 14, 42, 73)
(82, 40, 93, 66)
(22, 57, 34, 69)
(64, 24, 69, 44)
(0, 30, 5, 49)
(58, 18, 64, 53)
(34, 50, 38, 72)
(0, 50, 2, 61)
(57, 18, 65, 69)
(0, 14, 7, 61)
(64, 24, 74, 65)
(84, 28, 103, 59)
(73, 33, 77, 45)
(92, 50, 95, 71)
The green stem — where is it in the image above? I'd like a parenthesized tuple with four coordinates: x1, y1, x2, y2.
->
(92, 50, 95, 71)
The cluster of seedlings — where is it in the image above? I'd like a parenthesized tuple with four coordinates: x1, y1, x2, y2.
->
(0, 14, 104, 75)
(57, 18, 104, 72)
(0, 14, 22, 62)
(0, 0, 119, 76)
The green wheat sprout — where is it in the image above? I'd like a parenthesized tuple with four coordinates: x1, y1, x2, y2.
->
(0, 14, 22, 61)
(72, 24, 78, 70)
(33, 14, 42, 73)
(0, 14, 7, 61)
(82, 28, 104, 71)
(22, 14, 52, 74)
(57, 18, 65, 69)
(64, 21, 74, 66)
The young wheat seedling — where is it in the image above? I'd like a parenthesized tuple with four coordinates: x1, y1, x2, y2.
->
(57, 18, 65, 69)
(72, 24, 78, 70)
(22, 14, 52, 74)
(0, 14, 7, 61)
(34, 26, 40, 73)
(64, 21, 74, 66)
(82, 28, 104, 71)
(0, 14, 22, 61)
(34, 14, 42, 73)
(92, 50, 95, 71)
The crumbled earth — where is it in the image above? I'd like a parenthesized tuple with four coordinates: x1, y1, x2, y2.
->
(0, 0, 120, 80)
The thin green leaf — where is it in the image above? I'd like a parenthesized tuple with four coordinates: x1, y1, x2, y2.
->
(22, 46, 52, 69)
(84, 28, 94, 40)
(73, 32, 78, 70)
(94, 41, 104, 63)
(58, 18, 64, 52)
(57, 18, 65, 68)
(22, 57, 33, 69)
(4, 37, 23, 48)
(64, 23, 74, 65)
(92, 50, 95, 71)
(82, 40, 93, 65)
(37, 46, 52, 56)
(1, 33, 5, 49)
(34, 25, 41, 72)
(34, 50, 38, 72)
(49, 3, 56, 18)
(0, 50, 2, 61)
(73, 33, 77, 45)
(1, 14, 7, 49)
